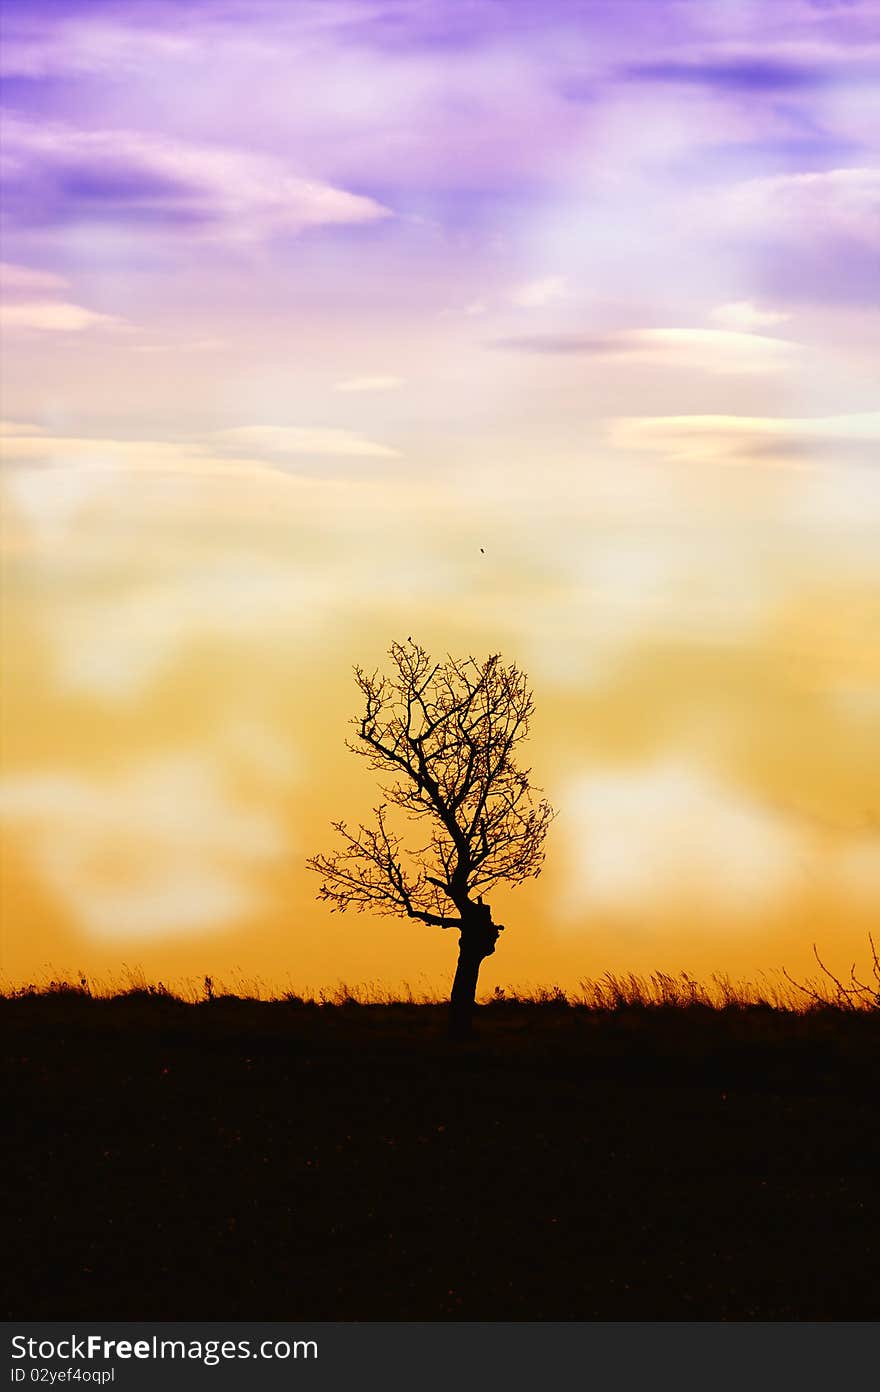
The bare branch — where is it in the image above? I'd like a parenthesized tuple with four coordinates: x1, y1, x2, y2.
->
(305, 806, 462, 929)
(307, 638, 555, 929)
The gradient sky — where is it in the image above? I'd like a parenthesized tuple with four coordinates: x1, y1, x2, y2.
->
(1, 0, 879, 995)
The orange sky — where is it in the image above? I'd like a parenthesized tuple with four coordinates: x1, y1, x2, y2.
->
(2, 450, 878, 997)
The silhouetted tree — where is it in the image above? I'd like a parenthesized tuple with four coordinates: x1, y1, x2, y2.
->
(307, 640, 555, 1038)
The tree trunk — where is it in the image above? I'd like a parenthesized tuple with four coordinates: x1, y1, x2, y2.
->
(447, 902, 501, 1041)
(448, 939, 485, 1041)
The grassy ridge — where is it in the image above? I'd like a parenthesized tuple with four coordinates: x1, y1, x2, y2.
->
(5, 986, 879, 1320)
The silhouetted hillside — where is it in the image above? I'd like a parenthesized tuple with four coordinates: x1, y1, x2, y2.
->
(5, 989, 879, 1320)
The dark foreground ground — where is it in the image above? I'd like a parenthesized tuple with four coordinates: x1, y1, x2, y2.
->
(4, 992, 879, 1320)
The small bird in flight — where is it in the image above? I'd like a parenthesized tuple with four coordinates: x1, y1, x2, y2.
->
(480, 547, 485, 554)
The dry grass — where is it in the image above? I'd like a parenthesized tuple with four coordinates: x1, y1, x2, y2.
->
(4, 934, 878, 1011)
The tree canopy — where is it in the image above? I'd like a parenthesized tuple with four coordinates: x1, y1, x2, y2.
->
(307, 640, 555, 932)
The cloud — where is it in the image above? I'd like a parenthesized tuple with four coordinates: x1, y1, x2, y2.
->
(212, 425, 401, 459)
(2, 457, 119, 546)
(622, 57, 827, 92)
(510, 275, 567, 308)
(721, 167, 880, 248)
(334, 375, 405, 393)
(0, 424, 398, 554)
(40, 559, 340, 699)
(494, 327, 795, 373)
(0, 419, 46, 436)
(0, 755, 285, 939)
(0, 111, 392, 242)
(0, 430, 248, 475)
(0, 260, 124, 332)
(608, 411, 880, 464)
(0, 10, 197, 78)
(0, 429, 267, 554)
(710, 300, 791, 330)
(703, 168, 880, 304)
(0, 300, 123, 332)
(0, 261, 68, 294)
(1, 423, 399, 484)
(557, 760, 805, 926)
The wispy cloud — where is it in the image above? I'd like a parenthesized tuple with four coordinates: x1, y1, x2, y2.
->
(212, 425, 401, 459)
(0, 261, 67, 294)
(0, 423, 401, 550)
(1, 423, 401, 475)
(1, 112, 392, 242)
(558, 760, 804, 924)
(0, 11, 197, 78)
(0, 419, 46, 436)
(494, 327, 795, 372)
(0, 300, 123, 332)
(1, 430, 254, 475)
(557, 755, 880, 928)
(608, 412, 880, 464)
(710, 300, 791, 331)
(0, 755, 285, 938)
(0, 260, 124, 332)
(621, 56, 828, 92)
(334, 375, 405, 393)
(38, 559, 341, 699)
(721, 167, 880, 248)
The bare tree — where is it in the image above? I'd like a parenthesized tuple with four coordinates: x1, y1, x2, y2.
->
(307, 639, 555, 1038)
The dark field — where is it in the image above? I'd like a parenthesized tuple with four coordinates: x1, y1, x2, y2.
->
(5, 991, 879, 1321)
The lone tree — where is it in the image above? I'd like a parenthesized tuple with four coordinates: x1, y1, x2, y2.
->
(307, 639, 555, 1038)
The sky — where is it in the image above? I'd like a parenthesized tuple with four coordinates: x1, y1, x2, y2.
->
(1, 0, 879, 996)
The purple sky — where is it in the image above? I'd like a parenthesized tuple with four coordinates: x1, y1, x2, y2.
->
(1, 0, 877, 449)
(2, 2, 878, 295)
